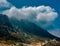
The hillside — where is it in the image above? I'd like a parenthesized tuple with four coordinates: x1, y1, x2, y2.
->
(10, 17, 60, 40)
(0, 14, 60, 46)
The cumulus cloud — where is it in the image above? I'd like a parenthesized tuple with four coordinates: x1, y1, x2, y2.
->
(2, 5, 59, 37)
(3, 5, 58, 22)
(48, 29, 60, 37)
(0, 0, 12, 8)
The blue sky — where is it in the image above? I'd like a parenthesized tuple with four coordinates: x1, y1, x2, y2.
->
(7, 0, 60, 28)
(0, 0, 60, 37)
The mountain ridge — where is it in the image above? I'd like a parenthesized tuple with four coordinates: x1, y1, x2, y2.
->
(0, 14, 60, 46)
(10, 17, 60, 40)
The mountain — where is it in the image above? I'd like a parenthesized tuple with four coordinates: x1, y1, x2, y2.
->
(0, 14, 24, 41)
(0, 14, 41, 44)
(0, 14, 60, 46)
(10, 17, 60, 40)
(0, 14, 12, 38)
(0, 14, 20, 41)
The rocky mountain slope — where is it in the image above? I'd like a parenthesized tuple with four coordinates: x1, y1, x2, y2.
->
(0, 14, 60, 46)
(0, 14, 31, 43)
(10, 17, 60, 40)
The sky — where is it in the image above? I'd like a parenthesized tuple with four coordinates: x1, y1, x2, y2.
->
(0, 0, 60, 37)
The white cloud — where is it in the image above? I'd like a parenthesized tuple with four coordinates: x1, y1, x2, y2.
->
(48, 29, 60, 38)
(0, 0, 12, 8)
(3, 5, 58, 22)
(2, 5, 59, 38)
